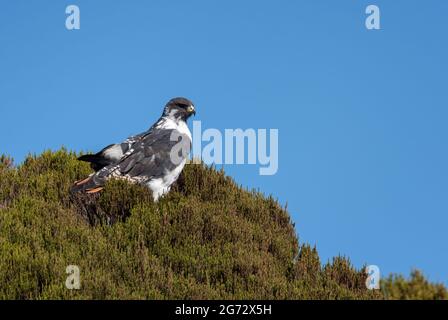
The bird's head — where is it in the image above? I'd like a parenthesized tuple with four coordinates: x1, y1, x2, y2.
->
(163, 97, 196, 122)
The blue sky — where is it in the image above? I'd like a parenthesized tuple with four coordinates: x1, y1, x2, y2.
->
(1, 1, 447, 285)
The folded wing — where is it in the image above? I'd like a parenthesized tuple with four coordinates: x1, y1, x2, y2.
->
(71, 128, 191, 194)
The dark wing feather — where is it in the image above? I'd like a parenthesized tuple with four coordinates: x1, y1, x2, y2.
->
(94, 128, 191, 182)
(77, 131, 150, 171)
(72, 126, 191, 194)
(116, 129, 191, 179)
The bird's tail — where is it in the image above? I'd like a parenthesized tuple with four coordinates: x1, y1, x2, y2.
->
(70, 175, 104, 194)
(78, 154, 110, 172)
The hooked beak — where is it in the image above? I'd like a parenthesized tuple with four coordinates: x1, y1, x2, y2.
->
(187, 105, 196, 115)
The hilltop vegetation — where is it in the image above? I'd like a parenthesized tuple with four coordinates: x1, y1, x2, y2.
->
(0, 150, 446, 299)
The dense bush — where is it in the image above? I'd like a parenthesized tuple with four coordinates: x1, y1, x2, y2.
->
(0, 149, 445, 299)
(382, 270, 447, 300)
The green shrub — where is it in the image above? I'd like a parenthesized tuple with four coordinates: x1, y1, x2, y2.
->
(382, 270, 448, 300)
(0, 149, 445, 299)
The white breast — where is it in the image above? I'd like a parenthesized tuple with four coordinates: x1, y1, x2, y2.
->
(147, 158, 187, 201)
(156, 117, 192, 141)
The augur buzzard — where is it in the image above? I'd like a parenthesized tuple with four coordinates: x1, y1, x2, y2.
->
(71, 97, 196, 201)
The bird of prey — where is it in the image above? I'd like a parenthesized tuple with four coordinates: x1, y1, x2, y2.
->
(71, 97, 196, 201)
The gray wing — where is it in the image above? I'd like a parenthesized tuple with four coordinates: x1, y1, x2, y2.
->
(93, 128, 191, 184)
(78, 128, 152, 171)
(99, 133, 144, 162)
